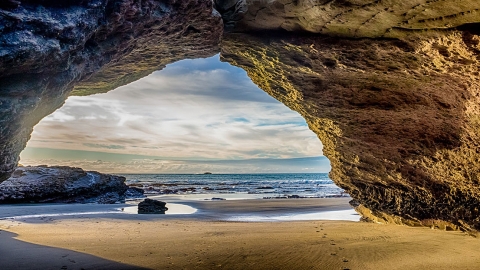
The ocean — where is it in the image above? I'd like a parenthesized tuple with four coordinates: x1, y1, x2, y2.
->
(123, 173, 346, 199)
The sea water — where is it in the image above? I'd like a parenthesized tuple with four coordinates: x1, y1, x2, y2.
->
(0, 174, 355, 221)
(124, 173, 346, 199)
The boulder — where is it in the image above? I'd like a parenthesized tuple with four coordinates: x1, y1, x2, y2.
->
(221, 30, 480, 232)
(218, 0, 480, 38)
(138, 198, 168, 214)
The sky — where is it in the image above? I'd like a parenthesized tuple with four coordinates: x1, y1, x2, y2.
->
(20, 55, 330, 174)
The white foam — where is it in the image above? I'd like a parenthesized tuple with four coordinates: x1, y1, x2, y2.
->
(148, 193, 266, 201)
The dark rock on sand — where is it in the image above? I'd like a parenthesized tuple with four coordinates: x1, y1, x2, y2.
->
(220, 0, 480, 37)
(138, 198, 168, 214)
(0, 166, 128, 204)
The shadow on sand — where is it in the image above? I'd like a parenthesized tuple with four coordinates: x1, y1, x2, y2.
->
(0, 230, 149, 270)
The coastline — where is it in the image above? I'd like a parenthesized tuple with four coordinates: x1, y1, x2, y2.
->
(0, 197, 355, 222)
(1, 197, 480, 269)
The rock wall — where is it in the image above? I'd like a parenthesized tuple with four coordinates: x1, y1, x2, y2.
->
(2, 0, 480, 231)
(221, 30, 480, 231)
(219, 0, 480, 38)
(0, 0, 222, 181)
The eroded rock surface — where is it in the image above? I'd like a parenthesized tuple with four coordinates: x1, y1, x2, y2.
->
(0, 0, 222, 181)
(0, 166, 128, 203)
(2, 0, 480, 231)
(220, 0, 480, 38)
(221, 30, 480, 231)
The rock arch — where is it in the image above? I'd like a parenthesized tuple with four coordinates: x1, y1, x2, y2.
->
(2, 0, 480, 231)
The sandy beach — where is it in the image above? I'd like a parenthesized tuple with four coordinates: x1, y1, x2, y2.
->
(1, 198, 480, 270)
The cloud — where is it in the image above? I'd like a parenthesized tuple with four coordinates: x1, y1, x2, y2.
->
(43, 111, 76, 122)
(19, 152, 331, 174)
(22, 55, 325, 172)
(82, 143, 126, 150)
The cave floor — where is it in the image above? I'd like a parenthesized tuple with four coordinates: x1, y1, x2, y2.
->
(0, 199, 479, 270)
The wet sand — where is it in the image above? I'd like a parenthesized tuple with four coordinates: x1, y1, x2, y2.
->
(0, 197, 357, 221)
(1, 198, 480, 269)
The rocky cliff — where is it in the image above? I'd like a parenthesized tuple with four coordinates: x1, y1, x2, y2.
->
(2, 0, 480, 231)
(218, 0, 480, 232)
(0, 0, 222, 181)
(221, 30, 480, 231)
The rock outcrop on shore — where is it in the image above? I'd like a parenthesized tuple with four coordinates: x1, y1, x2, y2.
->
(2, 0, 480, 231)
(0, 166, 139, 204)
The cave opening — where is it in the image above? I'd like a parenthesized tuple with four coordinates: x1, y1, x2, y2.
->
(5, 0, 480, 268)
(17, 55, 345, 201)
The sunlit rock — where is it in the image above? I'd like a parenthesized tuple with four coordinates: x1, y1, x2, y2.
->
(218, 0, 480, 38)
(221, 29, 480, 231)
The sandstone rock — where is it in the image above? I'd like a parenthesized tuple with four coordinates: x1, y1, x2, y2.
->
(138, 198, 168, 214)
(221, 29, 480, 231)
(0, 166, 128, 204)
(217, 0, 480, 38)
